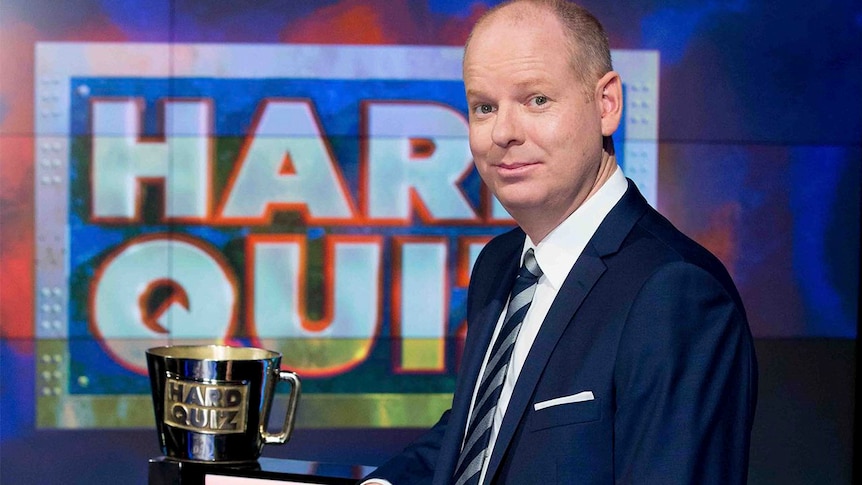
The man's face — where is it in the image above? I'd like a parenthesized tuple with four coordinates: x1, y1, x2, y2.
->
(463, 7, 606, 234)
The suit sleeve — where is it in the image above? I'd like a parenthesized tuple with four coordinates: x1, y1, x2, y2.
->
(361, 409, 451, 485)
(613, 261, 758, 484)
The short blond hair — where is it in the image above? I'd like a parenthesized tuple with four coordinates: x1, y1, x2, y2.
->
(465, 0, 613, 93)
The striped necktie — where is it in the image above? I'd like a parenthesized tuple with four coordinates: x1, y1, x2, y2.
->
(453, 248, 543, 485)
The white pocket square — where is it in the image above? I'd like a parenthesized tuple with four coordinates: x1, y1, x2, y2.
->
(533, 391, 595, 411)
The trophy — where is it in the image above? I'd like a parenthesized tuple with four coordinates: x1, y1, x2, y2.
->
(146, 345, 301, 464)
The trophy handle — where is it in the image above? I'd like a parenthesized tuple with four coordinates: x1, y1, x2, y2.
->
(263, 370, 301, 445)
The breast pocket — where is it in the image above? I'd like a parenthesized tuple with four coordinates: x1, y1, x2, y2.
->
(529, 393, 601, 432)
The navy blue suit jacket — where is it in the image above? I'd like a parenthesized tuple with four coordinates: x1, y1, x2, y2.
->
(367, 180, 758, 484)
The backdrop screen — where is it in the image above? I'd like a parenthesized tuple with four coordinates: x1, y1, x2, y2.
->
(23, 42, 662, 430)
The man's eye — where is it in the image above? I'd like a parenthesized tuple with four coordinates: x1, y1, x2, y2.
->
(533, 95, 548, 106)
(474, 104, 494, 115)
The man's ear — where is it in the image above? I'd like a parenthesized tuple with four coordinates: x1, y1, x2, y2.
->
(596, 71, 623, 137)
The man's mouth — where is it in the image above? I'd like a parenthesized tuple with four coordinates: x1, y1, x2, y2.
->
(495, 161, 539, 174)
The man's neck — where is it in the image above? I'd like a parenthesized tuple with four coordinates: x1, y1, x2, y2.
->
(519, 153, 618, 244)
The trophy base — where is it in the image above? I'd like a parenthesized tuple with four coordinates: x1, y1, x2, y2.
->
(159, 456, 263, 468)
(148, 456, 366, 485)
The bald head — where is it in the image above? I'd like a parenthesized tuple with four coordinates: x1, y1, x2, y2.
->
(464, 0, 612, 94)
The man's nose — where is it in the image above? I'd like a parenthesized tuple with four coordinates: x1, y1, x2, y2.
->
(491, 105, 524, 148)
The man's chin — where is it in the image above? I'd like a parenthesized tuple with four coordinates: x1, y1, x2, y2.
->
(494, 196, 546, 219)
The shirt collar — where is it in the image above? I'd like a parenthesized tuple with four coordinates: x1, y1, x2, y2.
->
(522, 166, 628, 289)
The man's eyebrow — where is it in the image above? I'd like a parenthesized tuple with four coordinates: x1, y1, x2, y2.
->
(465, 88, 489, 101)
(511, 77, 548, 90)
(466, 78, 548, 97)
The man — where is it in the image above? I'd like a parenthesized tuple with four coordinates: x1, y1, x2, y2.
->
(364, 0, 758, 483)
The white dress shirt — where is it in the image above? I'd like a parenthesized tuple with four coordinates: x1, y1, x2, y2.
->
(364, 167, 627, 485)
(468, 166, 627, 484)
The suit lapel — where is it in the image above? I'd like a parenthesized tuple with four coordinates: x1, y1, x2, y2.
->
(433, 240, 521, 484)
(484, 179, 650, 480)
(484, 243, 607, 479)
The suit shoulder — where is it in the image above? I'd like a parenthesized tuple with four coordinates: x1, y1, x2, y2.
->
(628, 208, 742, 305)
(467, 228, 522, 291)
(636, 209, 724, 268)
(476, 227, 524, 264)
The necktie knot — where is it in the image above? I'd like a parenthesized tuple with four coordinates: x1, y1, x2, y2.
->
(519, 248, 542, 282)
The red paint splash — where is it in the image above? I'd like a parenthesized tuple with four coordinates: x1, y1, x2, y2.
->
(695, 202, 741, 277)
(280, 0, 485, 46)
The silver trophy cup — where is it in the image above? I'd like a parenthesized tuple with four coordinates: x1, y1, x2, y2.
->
(146, 345, 301, 464)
